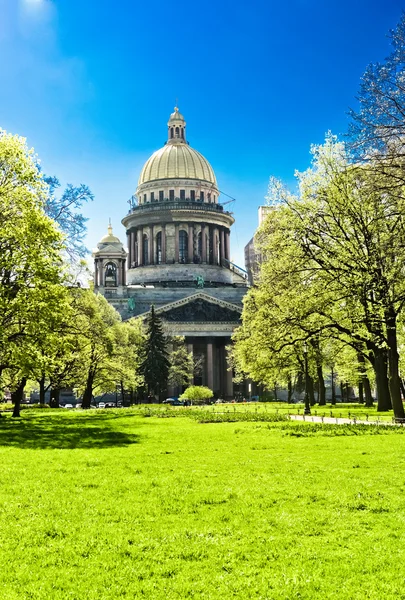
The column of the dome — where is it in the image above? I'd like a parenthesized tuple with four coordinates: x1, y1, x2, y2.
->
(137, 228, 143, 266)
(213, 227, 219, 265)
(225, 230, 231, 262)
(220, 228, 225, 265)
(126, 232, 131, 267)
(188, 224, 193, 264)
(201, 225, 207, 263)
(174, 223, 179, 263)
(162, 224, 166, 263)
(149, 225, 154, 265)
(131, 230, 136, 267)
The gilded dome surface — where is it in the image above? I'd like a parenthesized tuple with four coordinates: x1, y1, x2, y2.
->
(138, 143, 217, 186)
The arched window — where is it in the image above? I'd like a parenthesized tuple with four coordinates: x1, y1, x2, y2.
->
(181, 128, 184, 139)
(156, 231, 162, 264)
(104, 262, 117, 287)
(170, 127, 174, 139)
(179, 230, 188, 263)
(175, 127, 179, 138)
(143, 234, 149, 265)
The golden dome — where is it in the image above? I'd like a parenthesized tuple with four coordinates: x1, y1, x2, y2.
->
(138, 143, 217, 186)
(99, 223, 121, 245)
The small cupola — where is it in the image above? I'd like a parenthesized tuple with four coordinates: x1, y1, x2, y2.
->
(167, 106, 186, 144)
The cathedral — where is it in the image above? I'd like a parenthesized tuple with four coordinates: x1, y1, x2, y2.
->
(93, 107, 249, 399)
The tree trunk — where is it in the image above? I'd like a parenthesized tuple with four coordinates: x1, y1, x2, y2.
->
(331, 368, 336, 405)
(317, 364, 326, 406)
(82, 371, 94, 409)
(363, 376, 374, 407)
(308, 375, 316, 406)
(12, 378, 27, 418)
(358, 380, 364, 403)
(50, 388, 60, 408)
(374, 348, 392, 412)
(273, 382, 278, 402)
(340, 381, 344, 403)
(385, 308, 404, 418)
(400, 378, 405, 401)
(287, 375, 292, 404)
(39, 375, 46, 405)
(345, 383, 350, 403)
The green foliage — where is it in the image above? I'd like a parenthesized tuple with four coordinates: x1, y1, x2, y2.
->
(167, 336, 193, 388)
(179, 385, 213, 404)
(140, 306, 170, 397)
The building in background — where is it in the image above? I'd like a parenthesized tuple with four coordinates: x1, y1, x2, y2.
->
(244, 205, 272, 284)
(93, 108, 250, 399)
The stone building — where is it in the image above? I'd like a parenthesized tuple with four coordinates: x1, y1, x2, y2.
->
(93, 107, 249, 399)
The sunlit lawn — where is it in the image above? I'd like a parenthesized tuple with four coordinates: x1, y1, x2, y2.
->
(1, 409, 405, 599)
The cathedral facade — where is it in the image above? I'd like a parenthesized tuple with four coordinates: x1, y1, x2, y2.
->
(93, 108, 248, 399)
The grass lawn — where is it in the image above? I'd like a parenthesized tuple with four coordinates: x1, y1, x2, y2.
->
(1, 409, 405, 599)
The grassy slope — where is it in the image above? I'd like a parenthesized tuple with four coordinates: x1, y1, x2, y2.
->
(1, 410, 405, 599)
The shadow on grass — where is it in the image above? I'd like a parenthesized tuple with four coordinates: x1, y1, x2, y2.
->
(0, 411, 140, 449)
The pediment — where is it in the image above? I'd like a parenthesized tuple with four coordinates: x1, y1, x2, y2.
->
(154, 292, 242, 323)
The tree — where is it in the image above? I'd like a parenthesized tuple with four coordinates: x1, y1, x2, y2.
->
(168, 337, 193, 389)
(349, 14, 405, 159)
(179, 386, 213, 405)
(140, 306, 170, 400)
(43, 175, 93, 262)
(0, 130, 68, 416)
(234, 134, 405, 417)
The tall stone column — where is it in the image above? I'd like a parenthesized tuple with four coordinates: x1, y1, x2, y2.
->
(187, 342, 194, 384)
(213, 227, 219, 265)
(162, 224, 166, 264)
(220, 228, 225, 264)
(94, 259, 99, 287)
(122, 259, 126, 286)
(225, 345, 233, 400)
(225, 230, 231, 262)
(207, 341, 214, 391)
(175, 223, 179, 263)
(126, 232, 131, 266)
(188, 224, 193, 263)
(149, 225, 154, 265)
(99, 259, 104, 286)
(201, 225, 207, 263)
(131, 230, 136, 267)
(137, 228, 143, 266)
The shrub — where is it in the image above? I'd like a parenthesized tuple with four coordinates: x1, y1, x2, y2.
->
(179, 386, 214, 405)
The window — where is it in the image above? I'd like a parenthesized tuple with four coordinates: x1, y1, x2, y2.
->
(170, 127, 174, 139)
(190, 190, 195, 201)
(150, 192, 155, 202)
(181, 128, 184, 139)
(207, 193, 211, 203)
(175, 127, 179, 138)
(156, 231, 162, 264)
(104, 262, 117, 287)
(179, 230, 188, 263)
(200, 191, 204, 202)
(143, 234, 149, 265)
(180, 189, 185, 200)
(169, 189, 175, 201)
(143, 194, 147, 203)
(159, 190, 164, 201)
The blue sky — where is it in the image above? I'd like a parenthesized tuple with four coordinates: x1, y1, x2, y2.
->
(0, 0, 404, 267)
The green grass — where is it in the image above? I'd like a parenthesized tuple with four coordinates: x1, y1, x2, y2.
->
(1, 409, 405, 599)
